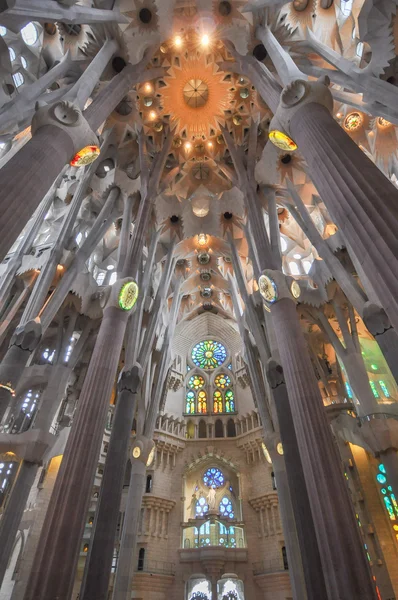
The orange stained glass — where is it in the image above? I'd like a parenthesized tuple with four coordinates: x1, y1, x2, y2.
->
(198, 390, 207, 413)
(213, 390, 223, 413)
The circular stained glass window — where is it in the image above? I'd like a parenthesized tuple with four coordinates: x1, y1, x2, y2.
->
(377, 474, 387, 485)
(192, 340, 227, 369)
(203, 467, 224, 488)
(188, 374, 205, 390)
(215, 374, 231, 388)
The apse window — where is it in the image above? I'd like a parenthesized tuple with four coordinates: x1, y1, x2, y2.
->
(13, 72, 24, 88)
(21, 22, 38, 46)
(8, 48, 15, 61)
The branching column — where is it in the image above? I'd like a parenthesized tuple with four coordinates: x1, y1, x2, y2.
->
(271, 78, 398, 332)
(23, 290, 134, 600)
(261, 270, 376, 599)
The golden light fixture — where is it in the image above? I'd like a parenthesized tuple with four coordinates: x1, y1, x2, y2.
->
(198, 233, 208, 246)
(174, 35, 183, 47)
(207, 141, 213, 148)
(149, 110, 157, 120)
(144, 83, 152, 93)
(201, 33, 210, 47)
(184, 141, 192, 150)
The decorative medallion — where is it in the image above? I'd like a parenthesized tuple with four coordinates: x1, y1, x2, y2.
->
(146, 446, 156, 466)
(277, 442, 284, 455)
(269, 130, 298, 152)
(262, 443, 272, 463)
(183, 79, 209, 108)
(258, 274, 278, 304)
(197, 252, 211, 265)
(118, 281, 139, 311)
(70, 145, 100, 167)
(343, 112, 363, 132)
(132, 446, 141, 459)
(290, 280, 301, 299)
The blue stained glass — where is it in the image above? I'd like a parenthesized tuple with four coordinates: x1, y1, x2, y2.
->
(383, 496, 396, 520)
(379, 464, 386, 474)
(195, 497, 209, 517)
(219, 496, 234, 519)
(344, 381, 353, 399)
(377, 474, 387, 484)
(379, 380, 390, 398)
(203, 467, 224, 488)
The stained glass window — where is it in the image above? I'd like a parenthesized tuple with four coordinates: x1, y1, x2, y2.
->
(219, 496, 234, 519)
(198, 390, 207, 413)
(203, 467, 224, 488)
(215, 374, 231, 389)
(189, 375, 205, 390)
(379, 380, 390, 398)
(186, 390, 195, 414)
(213, 390, 223, 413)
(227, 363, 232, 370)
(225, 389, 235, 413)
(344, 381, 353, 399)
(191, 340, 227, 369)
(376, 464, 398, 543)
(195, 497, 209, 517)
(370, 381, 380, 398)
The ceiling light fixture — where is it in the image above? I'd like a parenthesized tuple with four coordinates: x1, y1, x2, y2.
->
(201, 34, 210, 47)
(174, 35, 182, 47)
(149, 110, 157, 120)
(198, 233, 208, 246)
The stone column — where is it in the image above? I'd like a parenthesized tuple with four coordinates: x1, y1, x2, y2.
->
(270, 450, 307, 600)
(112, 456, 147, 600)
(0, 320, 42, 422)
(271, 77, 398, 332)
(0, 102, 98, 262)
(267, 359, 327, 600)
(80, 367, 142, 600)
(0, 461, 38, 588)
(259, 269, 377, 599)
(23, 278, 138, 600)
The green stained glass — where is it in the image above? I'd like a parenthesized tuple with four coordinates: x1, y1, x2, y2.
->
(215, 374, 231, 389)
(370, 380, 380, 398)
(225, 389, 235, 413)
(188, 374, 205, 390)
(191, 340, 227, 369)
(383, 496, 396, 520)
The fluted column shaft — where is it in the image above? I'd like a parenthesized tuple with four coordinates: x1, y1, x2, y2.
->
(23, 306, 129, 600)
(0, 461, 38, 588)
(112, 459, 146, 600)
(270, 369, 327, 599)
(270, 452, 307, 600)
(271, 296, 376, 599)
(290, 103, 398, 332)
(0, 126, 74, 262)
(80, 380, 141, 600)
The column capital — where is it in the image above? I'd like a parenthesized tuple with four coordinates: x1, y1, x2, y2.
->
(363, 301, 393, 336)
(10, 317, 42, 351)
(269, 76, 333, 151)
(117, 364, 143, 394)
(131, 435, 155, 465)
(31, 100, 99, 166)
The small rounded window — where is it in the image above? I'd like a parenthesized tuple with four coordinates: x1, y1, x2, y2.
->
(8, 48, 16, 61)
(13, 72, 24, 88)
(21, 22, 38, 46)
(0, 26, 7, 37)
(21, 56, 27, 69)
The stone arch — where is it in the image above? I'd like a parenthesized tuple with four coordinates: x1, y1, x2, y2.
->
(215, 419, 224, 437)
(198, 419, 207, 438)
